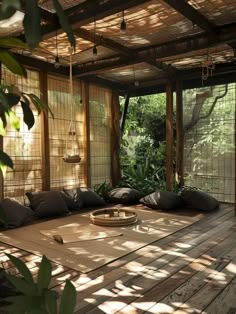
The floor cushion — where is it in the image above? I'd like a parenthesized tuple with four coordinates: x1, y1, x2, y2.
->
(180, 189, 219, 211)
(26, 191, 69, 218)
(0, 198, 34, 228)
(64, 187, 106, 208)
(140, 190, 184, 210)
(108, 187, 142, 204)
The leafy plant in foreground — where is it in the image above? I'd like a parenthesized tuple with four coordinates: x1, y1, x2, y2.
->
(0, 254, 76, 314)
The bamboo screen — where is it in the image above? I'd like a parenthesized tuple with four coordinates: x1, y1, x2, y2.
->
(89, 84, 112, 186)
(47, 75, 85, 190)
(2, 67, 42, 202)
(183, 83, 235, 202)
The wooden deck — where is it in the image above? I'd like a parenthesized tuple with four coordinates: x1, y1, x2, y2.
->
(1, 203, 236, 314)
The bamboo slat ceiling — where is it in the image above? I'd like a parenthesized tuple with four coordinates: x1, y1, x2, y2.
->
(3, 0, 236, 95)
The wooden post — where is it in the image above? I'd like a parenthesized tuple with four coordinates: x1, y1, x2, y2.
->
(0, 63, 3, 199)
(176, 80, 184, 187)
(83, 81, 91, 187)
(235, 95, 236, 214)
(120, 93, 130, 134)
(111, 90, 121, 186)
(39, 71, 50, 191)
(166, 82, 173, 191)
(0, 135, 3, 200)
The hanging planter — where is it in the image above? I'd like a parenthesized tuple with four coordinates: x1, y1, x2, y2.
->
(63, 154, 81, 163)
(62, 46, 81, 165)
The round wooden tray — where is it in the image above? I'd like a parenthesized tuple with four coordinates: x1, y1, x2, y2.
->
(90, 208, 138, 226)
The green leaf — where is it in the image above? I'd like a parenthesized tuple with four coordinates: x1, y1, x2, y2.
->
(23, 0, 41, 49)
(0, 6, 16, 21)
(4, 274, 36, 295)
(45, 290, 58, 314)
(0, 204, 7, 224)
(7, 110, 20, 131)
(37, 255, 52, 291)
(27, 93, 54, 118)
(0, 49, 27, 77)
(0, 37, 27, 49)
(6, 93, 21, 107)
(0, 90, 11, 111)
(2, 295, 44, 313)
(52, 0, 76, 49)
(6, 253, 34, 284)
(1, 0, 20, 12)
(59, 280, 76, 314)
(0, 150, 13, 169)
(21, 101, 35, 130)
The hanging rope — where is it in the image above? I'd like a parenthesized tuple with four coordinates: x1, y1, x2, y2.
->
(63, 47, 81, 163)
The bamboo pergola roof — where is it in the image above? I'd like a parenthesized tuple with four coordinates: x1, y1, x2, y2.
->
(3, 0, 236, 95)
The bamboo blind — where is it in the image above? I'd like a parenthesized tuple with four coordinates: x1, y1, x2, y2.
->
(183, 83, 235, 203)
(2, 67, 42, 203)
(89, 84, 112, 187)
(47, 75, 85, 190)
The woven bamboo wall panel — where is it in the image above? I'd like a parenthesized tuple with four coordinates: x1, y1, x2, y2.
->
(48, 75, 85, 190)
(183, 83, 235, 203)
(89, 84, 112, 186)
(2, 67, 42, 203)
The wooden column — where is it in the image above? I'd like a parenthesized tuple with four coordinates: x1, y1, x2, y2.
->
(120, 93, 130, 134)
(176, 80, 184, 187)
(0, 136, 3, 200)
(235, 95, 236, 214)
(39, 71, 50, 191)
(166, 82, 173, 191)
(0, 64, 3, 199)
(83, 82, 91, 187)
(111, 90, 121, 186)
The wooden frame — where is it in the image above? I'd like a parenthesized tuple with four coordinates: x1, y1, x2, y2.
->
(166, 82, 173, 191)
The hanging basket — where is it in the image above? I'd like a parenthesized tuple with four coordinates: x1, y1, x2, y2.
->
(63, 154, 81, 164)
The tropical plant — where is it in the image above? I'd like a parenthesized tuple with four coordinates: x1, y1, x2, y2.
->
(0, 0, 76, 170)
(93, 181, 112, 202)
(0, 254, 76, 314)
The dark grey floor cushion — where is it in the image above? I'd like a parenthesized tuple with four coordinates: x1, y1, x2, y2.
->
(180, 190, 219, 211)
(59, 191, 78, 211)
(0, 198, 34, 228)
(26, 191, 69, 218)
(64, 187, 106, 208)
(140, 190, 184, 210)
(108, 187, 143, 204)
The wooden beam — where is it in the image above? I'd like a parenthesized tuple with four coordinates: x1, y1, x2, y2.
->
(14, 54, 69, 77)
(83, 75, 127, 91)
(162, 0, 216, 33)
(166, 82, 173, 191)
(41, 0, 151, 39)
(74, 28, 131, 56)
(111, 90, 121, 186)
(235, 96, 236, 214)
(83, 82, 91, 187)
(176, 80, 184, 187)
(39, 71, 50, 191)
(73, 23, 236, 76)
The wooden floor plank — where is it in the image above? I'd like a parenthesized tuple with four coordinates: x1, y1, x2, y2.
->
(1, 204, 235, 314)
(74, 212, 236, 313)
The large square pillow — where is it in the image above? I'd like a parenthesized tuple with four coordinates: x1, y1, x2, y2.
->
(59, 191, 78, 211)
(26, 191, 69, 218)
(180, 190, 219, 211)
(0, 198, 34, 228)
(108, 187, 142, 204)
(140, 190, 184, 210)
(64, 187, 106, 208)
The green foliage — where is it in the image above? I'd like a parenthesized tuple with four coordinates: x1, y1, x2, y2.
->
(119, 158, 166, 195)
(1, 254, 76, 314)
(119, 94, 171, 193)
(93, 181, 112, 201)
